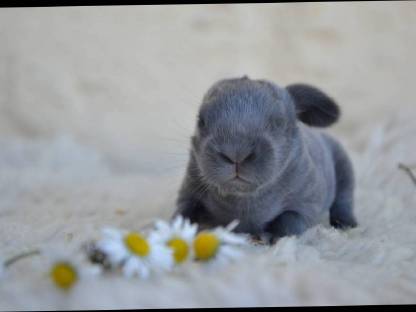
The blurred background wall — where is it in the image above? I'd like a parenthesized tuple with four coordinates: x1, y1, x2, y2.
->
(0, 2, 414, 173)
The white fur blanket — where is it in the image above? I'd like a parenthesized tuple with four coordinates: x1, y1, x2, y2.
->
(0, 113, 415, 310)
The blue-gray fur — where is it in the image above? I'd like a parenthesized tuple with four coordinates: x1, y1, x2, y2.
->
(173, 76, 357, 244)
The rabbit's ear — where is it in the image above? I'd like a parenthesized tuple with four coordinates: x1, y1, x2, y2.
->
(286, 83, 340, 127)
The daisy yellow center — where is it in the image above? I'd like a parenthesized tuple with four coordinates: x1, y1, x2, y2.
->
(193, 232, 220, 261)
(124, 232, 150, 257)
(50, 262, 78, 290)
(167, 237, 189, 263)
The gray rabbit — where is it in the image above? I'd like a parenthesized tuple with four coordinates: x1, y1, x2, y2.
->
(173, 76, 357, 243)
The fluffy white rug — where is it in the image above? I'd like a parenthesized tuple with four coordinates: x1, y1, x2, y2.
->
(0, 113, 416, 310)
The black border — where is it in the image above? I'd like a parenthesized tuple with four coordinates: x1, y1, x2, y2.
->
(0, 1, 390, 9)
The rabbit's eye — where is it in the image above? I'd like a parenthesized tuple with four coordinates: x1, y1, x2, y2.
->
(198, 115, 206, 129)
(245, 151, 256, 162)
(267, 115, 285, 131)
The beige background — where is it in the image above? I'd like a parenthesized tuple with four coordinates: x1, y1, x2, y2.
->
(0, 2, 415, 173)
(1, 4, 416, 308)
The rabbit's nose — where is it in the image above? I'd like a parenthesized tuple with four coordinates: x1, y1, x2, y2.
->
(218, 151, 236, 164)
(218, 149, 256, 164)
(218, 151, 241, 176)
(218, 150, 256, 176)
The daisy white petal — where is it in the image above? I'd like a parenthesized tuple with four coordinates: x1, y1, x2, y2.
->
(138, 262, 151, 280)
(214, 229, 249, 245)
(148, 243, 174, 271)
(218, 244, 243, 261)
(122, 257, 148, 279)
(148, 216, 197, 265)
(172, 215, 183, 231)
(93, 227, 173, 279)
(193, 222, 248, 266)
(101, 227, 123, 241)
(225, 219, 240, 231)
(95, 240, 128, 265)
(154, 220, 171, 233)
(45, 247, 101, 291)
(182, 223, 198, 241)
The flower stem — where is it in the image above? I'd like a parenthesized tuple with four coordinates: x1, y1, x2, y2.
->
(4, 249, 41, 267)
(398, 163, 416, 186)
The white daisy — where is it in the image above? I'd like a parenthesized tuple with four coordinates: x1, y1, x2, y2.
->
(149, 215, 198, 264)
(44, 247, 101, 291)
(192, 220, 249, 266)
(94, 227, 173, 279)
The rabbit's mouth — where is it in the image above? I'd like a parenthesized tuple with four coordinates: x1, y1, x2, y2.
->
(218, 176, 258, 195)
(229, 175, 251, 184)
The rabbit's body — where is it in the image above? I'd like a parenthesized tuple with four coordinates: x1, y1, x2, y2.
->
(174, 77, 356, 243)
